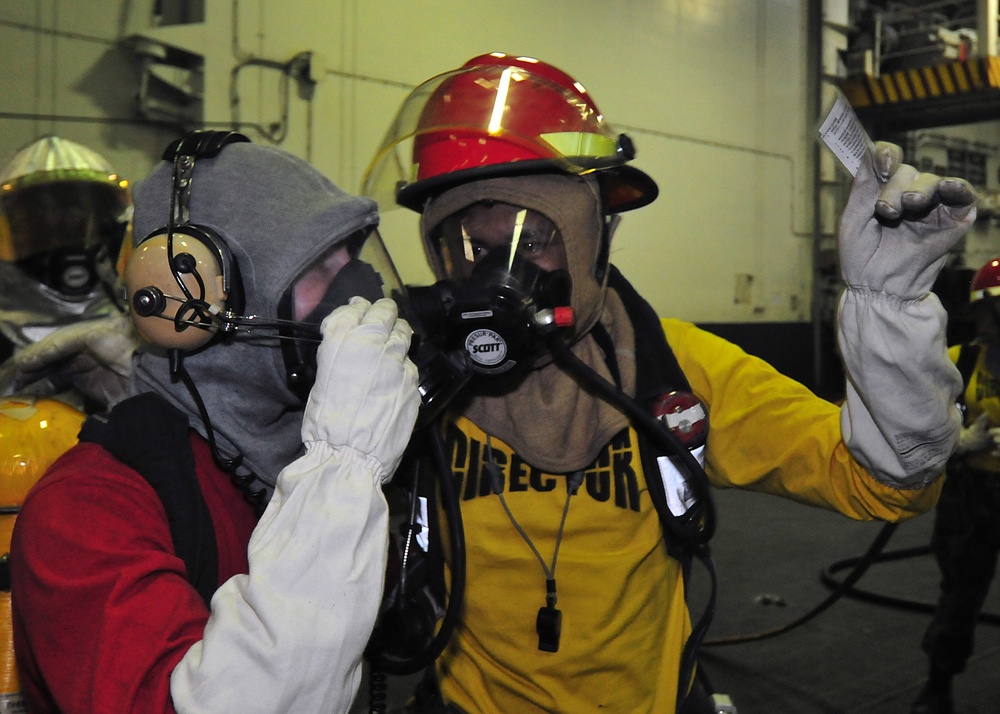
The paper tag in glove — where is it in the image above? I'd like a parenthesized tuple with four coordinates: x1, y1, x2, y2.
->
(818, 91, 872, 177)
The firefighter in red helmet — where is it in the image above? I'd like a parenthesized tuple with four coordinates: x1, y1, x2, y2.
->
(911, 256, 1000, 714)
(363, 53, 978, 713)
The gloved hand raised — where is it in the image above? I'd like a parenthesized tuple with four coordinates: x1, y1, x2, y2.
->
(302, 297, 420, 483)
(171, 296, 420, 713)
(0, 313, 138, 408)
(836, 141, 971, 487)
(839, 141, 978, 300)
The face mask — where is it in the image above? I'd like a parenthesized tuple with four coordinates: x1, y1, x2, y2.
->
(282, 257, 386, 397)
(279, 233, 398, 399)
(403, 244, 573, 393)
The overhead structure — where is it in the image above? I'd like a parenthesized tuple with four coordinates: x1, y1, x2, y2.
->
(838, 55, 1000, 133)
(835, 0, 998, 134)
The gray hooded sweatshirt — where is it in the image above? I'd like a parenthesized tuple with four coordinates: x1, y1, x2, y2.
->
(130, 142, 379, 493)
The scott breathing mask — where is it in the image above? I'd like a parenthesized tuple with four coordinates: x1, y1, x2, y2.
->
(400, 202, 576, 404)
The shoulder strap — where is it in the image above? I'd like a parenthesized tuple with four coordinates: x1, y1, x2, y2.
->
(606, 265, 718, 705)
(606, 265, 702, 560)
(606, 264, 691, 401)
(79, 393, 219, 607)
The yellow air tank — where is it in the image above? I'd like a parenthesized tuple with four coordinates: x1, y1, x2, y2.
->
(0, 397, 85, 708)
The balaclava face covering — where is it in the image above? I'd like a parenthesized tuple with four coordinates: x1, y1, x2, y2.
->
(130, 143, 379, 494)
(421, 173, 608, 342)
(419, 173, 637, 472)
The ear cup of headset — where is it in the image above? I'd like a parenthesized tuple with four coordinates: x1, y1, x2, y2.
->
(127, 130, 250, 352)
(124, 227, 230, 350)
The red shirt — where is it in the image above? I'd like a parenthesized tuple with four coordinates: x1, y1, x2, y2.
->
(11, 435, 258, 713)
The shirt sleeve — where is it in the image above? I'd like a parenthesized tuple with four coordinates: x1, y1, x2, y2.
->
(662, 318, 943, 521)
(11, 443, 206, 714)
(168, 441, 389, 714)
(13, 437, 389, 714)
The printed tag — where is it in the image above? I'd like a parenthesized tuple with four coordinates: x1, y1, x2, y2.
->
(657, 445, 706, 517)
(818, 91, 873, 177)
(415, 495, 429, 552)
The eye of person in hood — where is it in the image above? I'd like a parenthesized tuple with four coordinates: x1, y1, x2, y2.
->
(438, 202, 567, 278)
(292, 243, 353, 321)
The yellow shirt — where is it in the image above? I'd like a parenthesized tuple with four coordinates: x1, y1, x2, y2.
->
(436, 318, 943, 714)
(951, 342, 1000, 473)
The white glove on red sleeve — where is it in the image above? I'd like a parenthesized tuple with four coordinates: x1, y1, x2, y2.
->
(170, 297, 420, 714)
(838, 142, 975, 488)
(302, 296, 421, 481)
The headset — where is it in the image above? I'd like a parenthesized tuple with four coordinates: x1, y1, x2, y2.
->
(122, 130, 273, 508)
(124, 130, 250, 351)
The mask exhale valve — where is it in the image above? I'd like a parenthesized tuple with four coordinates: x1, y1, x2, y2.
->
(400, 248, 575, 391)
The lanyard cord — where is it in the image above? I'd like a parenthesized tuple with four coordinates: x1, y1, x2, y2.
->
(485, 436, 582, 609)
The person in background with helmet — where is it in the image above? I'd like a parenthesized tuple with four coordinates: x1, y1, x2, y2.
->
(361, 53, 978, 713)
(0, 135, 136, 412)
(10, 131, 421, 713)
(910, 257, 1000, 714)
(0, 135, 135, 710)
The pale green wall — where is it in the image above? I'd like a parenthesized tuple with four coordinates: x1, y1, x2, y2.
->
(0, 1, 835, 324)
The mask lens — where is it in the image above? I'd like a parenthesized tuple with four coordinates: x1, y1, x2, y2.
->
(280, 227, 407, 399)
(433, 202, 566, 285)
(291, 235, 386, 324)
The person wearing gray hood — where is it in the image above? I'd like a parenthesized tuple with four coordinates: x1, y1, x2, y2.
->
(9, 131, 420, 713)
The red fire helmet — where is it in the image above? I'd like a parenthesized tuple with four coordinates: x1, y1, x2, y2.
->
(970, 256, 1000, 303)
(362, 53, 658, 214)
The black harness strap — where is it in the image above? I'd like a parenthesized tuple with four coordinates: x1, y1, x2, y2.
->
(605, 265, 702, 562)
(79, 393, 219, 607)
(607, 265, 692, 402)
(606, 265, 718, 711)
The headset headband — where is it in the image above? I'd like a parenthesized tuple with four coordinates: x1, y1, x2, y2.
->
(165, 131, 250, 228)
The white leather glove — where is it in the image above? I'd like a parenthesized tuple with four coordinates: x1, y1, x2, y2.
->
(838, 142, 974, 489)
(303, 296, 421, 482)
(0, 313, 138, 408)
(955, 413, 992, 455)
(171, 297, 420, 714)
(839, 141, 978, 299)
